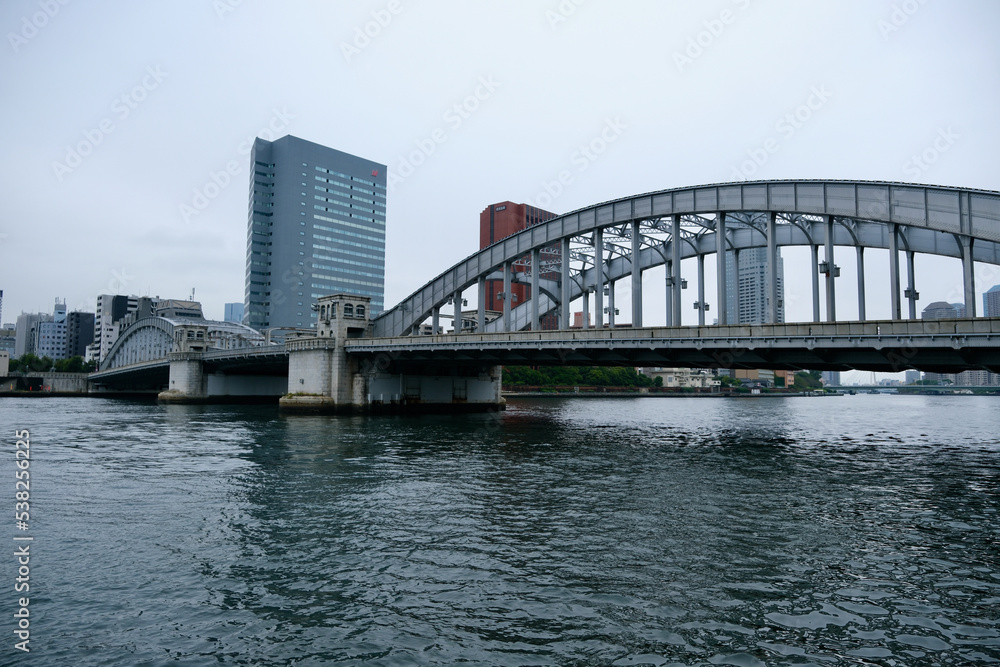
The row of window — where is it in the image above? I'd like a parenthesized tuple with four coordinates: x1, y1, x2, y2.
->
(314, 184, 384, 208)
(312, 230, 381, 257)
(313, 246, 383, 262)
(313, 194, 381, 218)
(313, 204, 381, 224)
(311, 257, 384, 274)
(311, 275, 383, 289)
(314, 174, 374, 196)
(312, 239, 384, 256)
(314, 166, 385, 190)
(313, 219, 385, 244)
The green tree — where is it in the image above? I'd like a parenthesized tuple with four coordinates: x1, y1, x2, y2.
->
(12, 354, 53, 372)
(718, 374, 740, 388)
(793, 370, 824, 390)
(54, 356, 89, 373)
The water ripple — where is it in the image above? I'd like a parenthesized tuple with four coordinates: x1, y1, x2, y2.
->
(3, 395, 998, 665)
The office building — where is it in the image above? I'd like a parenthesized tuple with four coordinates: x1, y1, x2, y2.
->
(922, 301, 958, 320)
(244, 135, 387, 331)
(34, 299, 67, 360)
(0, 326, 14, 357)
(821, 371, 841, 386)
(224, 302, 244, 324)
(66, 311, 95, 358)
(725, 247, 784, 324)
(955, 370, 999, 386)
(479, 201, 558, 329)
(14, 311, 50, 358)
(88, 294, 139, 362)
(985, 284, 1000, 317)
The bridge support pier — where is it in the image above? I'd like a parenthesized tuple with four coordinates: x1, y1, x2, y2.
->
(280, 294, 371, 413)
(158, 352, 207, 403)
(280, 294, 504, 414)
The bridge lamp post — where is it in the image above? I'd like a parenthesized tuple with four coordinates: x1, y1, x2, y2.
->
(664, 277, 687, 326)
(818, 261, 841, 322)
(448, 296, 468, 333)
(693, 300, 710, 326)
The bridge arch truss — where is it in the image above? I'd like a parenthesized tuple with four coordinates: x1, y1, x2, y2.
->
(373, 180, 1000, 337)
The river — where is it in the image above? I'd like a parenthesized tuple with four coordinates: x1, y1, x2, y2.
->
(2, 394, 998, 665)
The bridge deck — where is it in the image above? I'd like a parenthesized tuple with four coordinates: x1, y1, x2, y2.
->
(345, 318, 1000, 374)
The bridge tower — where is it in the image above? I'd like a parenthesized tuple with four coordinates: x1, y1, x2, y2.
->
(157, 324, 210, 403)
(280, 293, 505, 413)
(279, 294, 372, 412)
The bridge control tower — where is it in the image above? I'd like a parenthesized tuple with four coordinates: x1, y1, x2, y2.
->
(280, 293, 504, 413)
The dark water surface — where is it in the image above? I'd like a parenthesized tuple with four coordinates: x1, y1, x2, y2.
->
(2, 395, 998, 665)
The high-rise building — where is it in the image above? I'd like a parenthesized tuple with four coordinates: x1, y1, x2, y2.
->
(244, 135, 387, 331)
(66, 311, 95, 358)
(34, 299, 67, 360)
(479, 201, 558, 329)
(922, 301, 958, 320)
(985, 284, 1000, 317)
(224, 302, 244, 324)
(14, 311, 50, 358)
(0, 326, 14, 357)
(725, 247, 784, 324)
(821, 371, 841, 386)
(88, 294, 139, 362)
(950, 302, 966, 318)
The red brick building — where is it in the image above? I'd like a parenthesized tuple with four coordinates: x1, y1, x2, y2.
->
(479, 202, 559, 328)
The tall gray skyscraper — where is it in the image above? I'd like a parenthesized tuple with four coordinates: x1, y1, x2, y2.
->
(245, 135, 387, 331)
(725, 247, 784, 324)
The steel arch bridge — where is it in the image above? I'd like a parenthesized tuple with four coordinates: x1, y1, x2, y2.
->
(99, 317, 268, 372)
(373, 180, 1000, 338)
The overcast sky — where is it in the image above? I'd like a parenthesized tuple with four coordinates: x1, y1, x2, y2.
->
(2, 0, 998, 341)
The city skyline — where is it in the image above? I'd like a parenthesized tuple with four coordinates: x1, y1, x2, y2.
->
(3, 2, 1000, 332)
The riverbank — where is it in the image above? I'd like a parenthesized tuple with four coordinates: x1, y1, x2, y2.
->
(503, 390, 838, 398)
